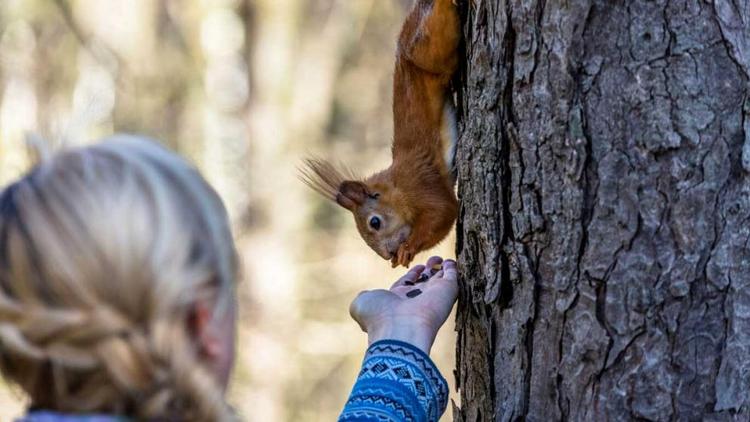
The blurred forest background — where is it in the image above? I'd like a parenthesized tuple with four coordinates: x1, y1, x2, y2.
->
(0, 0, 456, 421)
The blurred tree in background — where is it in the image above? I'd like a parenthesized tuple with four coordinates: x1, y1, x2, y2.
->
(0, 0, 456, 420)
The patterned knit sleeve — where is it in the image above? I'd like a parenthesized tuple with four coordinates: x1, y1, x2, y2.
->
(338, 339, 449, 422)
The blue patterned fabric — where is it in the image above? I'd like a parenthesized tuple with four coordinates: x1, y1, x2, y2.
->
(16, 412, 129, 422)
(339, 339, 449, 422)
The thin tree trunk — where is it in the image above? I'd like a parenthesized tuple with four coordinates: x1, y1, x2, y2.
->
(453, 1, 750, 420)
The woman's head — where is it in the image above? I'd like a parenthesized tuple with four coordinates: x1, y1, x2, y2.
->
(0, 135, 238, 420)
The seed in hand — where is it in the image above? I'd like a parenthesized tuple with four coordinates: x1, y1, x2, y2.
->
(406, 289, 423, 298)
(430, 263, 442, 275)
(416, 273, 429, 283)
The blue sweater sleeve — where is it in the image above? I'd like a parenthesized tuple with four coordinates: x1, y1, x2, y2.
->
(339, 339, 449, 422)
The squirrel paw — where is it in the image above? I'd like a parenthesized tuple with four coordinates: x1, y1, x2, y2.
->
(392, 243, 415, 268)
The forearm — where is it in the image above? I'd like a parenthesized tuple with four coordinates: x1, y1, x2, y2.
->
(338, 340, 449, 422)
(366, 318, 437, 354)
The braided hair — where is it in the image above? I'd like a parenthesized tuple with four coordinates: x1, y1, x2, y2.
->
(0, 135, 238, 421)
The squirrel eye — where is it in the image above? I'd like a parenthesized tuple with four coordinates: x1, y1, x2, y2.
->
(369, 216, 381, 231)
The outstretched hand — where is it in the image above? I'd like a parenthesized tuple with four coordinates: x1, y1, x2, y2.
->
(349, 256, 458, 354)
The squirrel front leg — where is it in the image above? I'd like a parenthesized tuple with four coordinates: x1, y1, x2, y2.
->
(392, 235, 424, 268)
(399, 0, 461, 76)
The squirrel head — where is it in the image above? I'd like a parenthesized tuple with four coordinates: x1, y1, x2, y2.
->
(300, 158, 411, 261)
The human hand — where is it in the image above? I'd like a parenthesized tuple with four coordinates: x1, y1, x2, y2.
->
(349, 256, 458, 354)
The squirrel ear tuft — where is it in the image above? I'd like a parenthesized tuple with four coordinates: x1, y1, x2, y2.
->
(336, 181, 368, 210)
(299, 158, 358, 202)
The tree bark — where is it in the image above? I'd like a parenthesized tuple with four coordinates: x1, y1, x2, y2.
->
(453, 1, 750, 421)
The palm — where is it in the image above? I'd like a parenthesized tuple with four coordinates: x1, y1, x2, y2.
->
(350, 257, 458, 348)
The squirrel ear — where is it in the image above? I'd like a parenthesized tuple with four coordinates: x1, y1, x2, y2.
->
(336, 181, 369, 210)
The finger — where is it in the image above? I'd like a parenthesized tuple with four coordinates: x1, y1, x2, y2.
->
(420, 259, 453, 284)
(428, 260, 459, 299)
(415, 272, 430, 284)
(424, 260, 456, 286)
(425, 256, 444, 274)
(391, 265, 426, 289)
(418, 269, 444, 287)
(413, 256, 443, 284)
(442, 259, 458, 280)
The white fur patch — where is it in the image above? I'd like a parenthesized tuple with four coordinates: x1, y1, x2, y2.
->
(441, 101, 458, 174)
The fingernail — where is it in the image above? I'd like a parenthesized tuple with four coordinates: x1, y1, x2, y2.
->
(406, 289, 423, 298)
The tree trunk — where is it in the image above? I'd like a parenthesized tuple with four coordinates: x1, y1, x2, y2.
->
(453, 1, 750, 421)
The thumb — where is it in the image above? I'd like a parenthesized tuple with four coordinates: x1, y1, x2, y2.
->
(349, 289, 393, 332)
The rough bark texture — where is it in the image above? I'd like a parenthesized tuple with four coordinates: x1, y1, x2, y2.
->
(453, 1, 750, 421)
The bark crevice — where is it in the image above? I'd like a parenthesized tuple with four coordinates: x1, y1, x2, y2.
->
(455, 0, 750, 420)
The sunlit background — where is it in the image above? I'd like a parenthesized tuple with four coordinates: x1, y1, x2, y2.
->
(0, 1, 457, 420)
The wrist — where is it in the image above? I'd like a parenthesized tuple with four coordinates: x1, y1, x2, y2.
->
(366, 318, 438, 354)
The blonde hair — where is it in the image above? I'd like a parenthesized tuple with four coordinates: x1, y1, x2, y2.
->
(0, 135, 238, 420)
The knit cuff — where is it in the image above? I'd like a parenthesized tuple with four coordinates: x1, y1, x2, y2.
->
(339, 339, 449, 422)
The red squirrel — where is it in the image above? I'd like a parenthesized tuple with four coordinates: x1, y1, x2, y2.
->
(301, 0, 460, 267)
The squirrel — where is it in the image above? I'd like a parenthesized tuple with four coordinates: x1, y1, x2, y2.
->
(301, 0, 460, 268)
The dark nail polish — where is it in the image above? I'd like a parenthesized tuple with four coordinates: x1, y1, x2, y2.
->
(406, 289, 423, 298)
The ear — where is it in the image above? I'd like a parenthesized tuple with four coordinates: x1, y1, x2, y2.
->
(188, 298, 237, 390)
(190, 300, 222, 359)
(336, 181, 369, 210)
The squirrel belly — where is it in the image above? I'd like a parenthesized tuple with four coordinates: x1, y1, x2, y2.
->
(442, 101, 458, 183)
